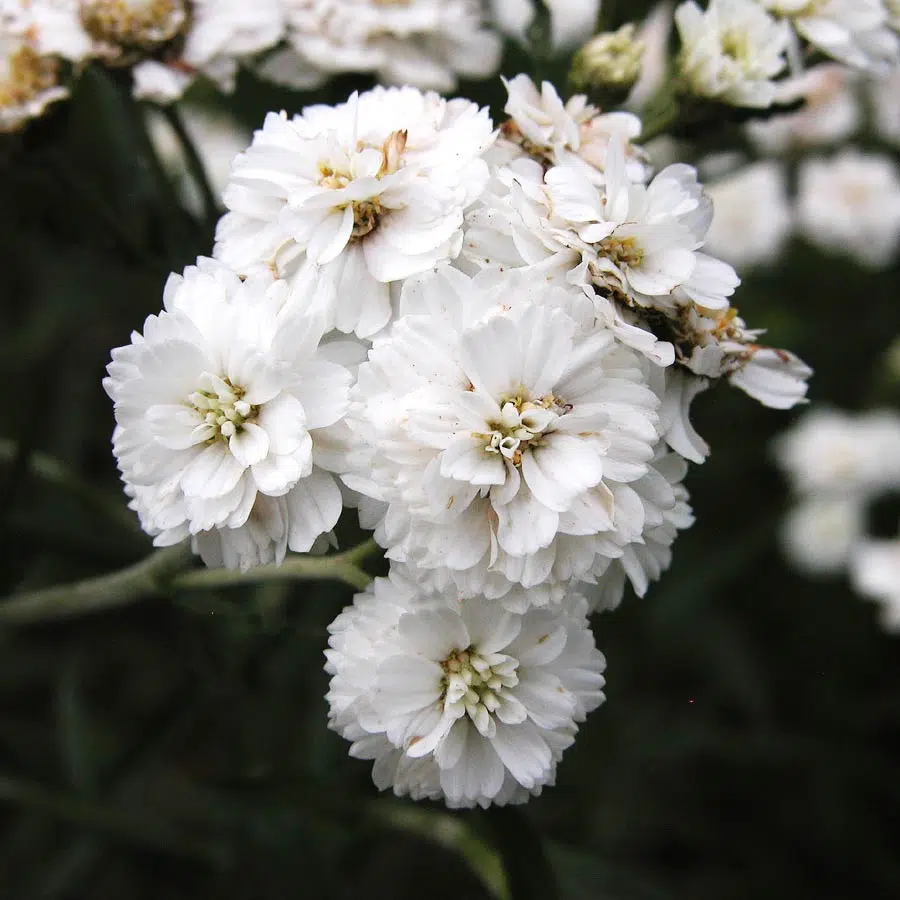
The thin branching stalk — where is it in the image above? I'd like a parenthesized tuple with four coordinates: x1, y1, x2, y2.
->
(162, 104, 221, 226)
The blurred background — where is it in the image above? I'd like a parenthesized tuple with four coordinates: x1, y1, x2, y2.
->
(2, 1, 900, 898)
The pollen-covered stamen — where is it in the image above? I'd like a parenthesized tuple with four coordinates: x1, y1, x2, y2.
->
(597, 234, 644, 268)
(81, 0, 188, 51)
(480, 394, 563, 465)
(0, 42, 60, 114)
(440, 647, 520, 737)
(187, 375, 258, 443)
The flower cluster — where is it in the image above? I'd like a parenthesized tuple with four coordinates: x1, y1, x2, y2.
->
(773, 407, 900, 628)
(107, 75, 810, 808)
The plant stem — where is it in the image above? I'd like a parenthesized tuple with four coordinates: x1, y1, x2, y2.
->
(162, 104, 221, 226)
(481, 806, 559, 900)
(0, 540, 379, 625)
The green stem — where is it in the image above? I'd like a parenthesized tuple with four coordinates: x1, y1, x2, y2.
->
(0, 540, 379, 625)
(162, 104, 221, 226)
(0, 775, 227, 867)
(481, 806, 559, 900)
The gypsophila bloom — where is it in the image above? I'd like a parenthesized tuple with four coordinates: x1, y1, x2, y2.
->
(214, 85, 494, 338)
(258, 0, 501, 93)
(851, 537, 900, 630)
(796, 148, 900, 269)
(131, 0, 284, 102)
(703, 161, 793, 269)
(674, 0, 790, 108)
(343, 266, 666, 610)
(104, 257, 352, 571)
(762, 0, 900, 73)
(325, 569, 606, 808)
(746, 64, 861, 153)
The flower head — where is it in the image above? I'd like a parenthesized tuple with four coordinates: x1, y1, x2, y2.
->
(104, 258, 352, 569)
(326, 569, 606, 808)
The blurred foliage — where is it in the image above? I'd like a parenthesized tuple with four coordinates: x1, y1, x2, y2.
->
(2, 11, 900, 899)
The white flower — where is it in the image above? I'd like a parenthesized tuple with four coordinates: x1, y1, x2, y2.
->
(0, 22, 68, 132)
(544, 140, 741, 313)
(343, 266, 664, 610)
(762, 0, 900, 73)
(772, 408, 900, 497)
(780, 495, 864, 575)
(131, 0, 284, 102)
(675, 0, 790, 108)
(104, 258, 352, 570)
(704, 161, 793, 269)
(325, 569, 606, 808)
(80, 0, 188, 56)
(147, 105, 251, 218)
(796, 148, 900, 269)
(746, 64, 861, 154)
(12, 0, 95, 62)
(500, 73, 650, 184)
(258, 0, 502, 93)
(488, 0, 600, 52)
(851, 537, 900, 630)
(214, 86, 494, 338)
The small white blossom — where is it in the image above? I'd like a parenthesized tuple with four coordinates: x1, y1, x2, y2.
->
(500, 73, 650, 184)
(131, 0, 284, 102)
(215, 86, 493, 338)
(746, 64, 861, 154)
(763, 0, 900, 73)
(869, 67, 900, 147)
(104, 258, 352, 570)
(780, 495, 864, 575)
(773, 408, 900, 497)
(704, 161, 793, 269)
(796, 148, 900, 269)
(343, 266, 664, 610)
(258, 0, 501, 93)
(675, 0, 790, 108)
(325, 569, 606, 808)
(851, 537, 900, 630)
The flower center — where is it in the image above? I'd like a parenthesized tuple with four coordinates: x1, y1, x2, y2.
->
(187, 375, 258, 442)
(317, 130, 407, 242)
(440, 646, 519, 736)
(720, 29, 750, 63)
(80, 0, 187, 51)
(598, 234, 644, 269)
(478, 394, 567, 466)
(0, 42, 59, 112)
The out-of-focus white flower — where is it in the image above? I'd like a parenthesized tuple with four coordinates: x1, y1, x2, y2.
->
(132, 0, 284, 102)
(0, 24, 68, 131)
(500, 73, 649, 182)
(762, 0, 900, 72)
(704, 161, 793, 269)
(258, 0, 501, 93)
(773, 408, 900, 497)
(147, 105, 250, 218)
(80, 0, 188, 56)
(780, 495, 864, 574)
(489, 0, 600, 52)
(570, 23, 645, 100)
(104, 257, 352, 571)
(851, 537, 900, 629)
(746, 64, 860, 154)
(675, 0, 790, 108)
(325, 569, 606, 808)
(796, 148, 900, 268)
(13, 0, 95, 62)
(627, 1, 674, 109)
(344, 266, 664, 610)
(869, 67, 900, 146)
(214, 86, 494, 338)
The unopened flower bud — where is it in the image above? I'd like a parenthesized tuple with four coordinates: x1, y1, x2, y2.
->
(570, 24, 644, 106)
